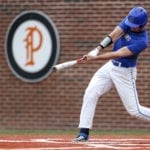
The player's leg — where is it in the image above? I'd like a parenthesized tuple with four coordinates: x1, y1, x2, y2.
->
(73, 61, 113, 142)
(79, 61, 113, 129)
(112, 66, 150, 122)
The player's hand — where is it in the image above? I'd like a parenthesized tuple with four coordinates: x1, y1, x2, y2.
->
(83, 55, 95, 62)
(77, 55, 96, 64)
(77, 56, 90, 63)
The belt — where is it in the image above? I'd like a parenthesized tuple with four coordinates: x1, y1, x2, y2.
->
(112, 60, 129, 68)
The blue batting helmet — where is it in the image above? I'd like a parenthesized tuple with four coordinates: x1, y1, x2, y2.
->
(125, 7, 148, 28)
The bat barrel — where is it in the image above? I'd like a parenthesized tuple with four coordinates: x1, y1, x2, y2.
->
(53, 60, 77, 72)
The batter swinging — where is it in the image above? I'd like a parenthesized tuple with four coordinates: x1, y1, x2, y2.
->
(73, 6, 150, 142)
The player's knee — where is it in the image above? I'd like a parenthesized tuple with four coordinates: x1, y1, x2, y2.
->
(84, 87, 99, 99)
(83, 88, 99, 102)
(127, 109, 140, 118)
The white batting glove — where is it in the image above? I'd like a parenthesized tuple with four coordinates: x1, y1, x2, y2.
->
(87, 47, 100, 56)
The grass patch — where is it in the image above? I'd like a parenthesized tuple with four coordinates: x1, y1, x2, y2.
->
(91, 130, 150, 136)
(0, 129, 149, 135)
(0, 130, 71, 135)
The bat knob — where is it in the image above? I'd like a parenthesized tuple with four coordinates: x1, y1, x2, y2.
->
(52, 66, 57, 72)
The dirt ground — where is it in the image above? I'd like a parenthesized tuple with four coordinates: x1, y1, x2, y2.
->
(0, 134, 150, 150)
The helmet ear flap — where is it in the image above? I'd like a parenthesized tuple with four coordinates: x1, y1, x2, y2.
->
(139, 23, 147, 28)
(139, 25, 144, 28)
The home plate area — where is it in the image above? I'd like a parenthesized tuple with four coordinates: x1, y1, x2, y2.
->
(0, 135, 150, 150)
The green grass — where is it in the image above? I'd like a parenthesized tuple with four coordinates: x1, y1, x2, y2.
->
(0, 129, 149, 135)
(91, 130, 150, 136)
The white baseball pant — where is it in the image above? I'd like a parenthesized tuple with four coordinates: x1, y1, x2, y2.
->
(79, 60, 150, 129)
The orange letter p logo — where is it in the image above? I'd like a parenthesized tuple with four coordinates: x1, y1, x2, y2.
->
(24, 26, 43, 66)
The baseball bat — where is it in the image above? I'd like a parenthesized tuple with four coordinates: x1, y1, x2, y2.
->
(53, 47, 99, 72)
(53, 58, 83, 72)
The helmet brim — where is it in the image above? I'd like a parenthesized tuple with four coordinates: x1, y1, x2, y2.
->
(125, 18, 139, 28)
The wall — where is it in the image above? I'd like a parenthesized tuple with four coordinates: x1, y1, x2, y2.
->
(0, 0, 150, 130)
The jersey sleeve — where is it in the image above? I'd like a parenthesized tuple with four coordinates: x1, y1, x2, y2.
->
(118, 17, 128, 32)
(127, 41, 147, 55)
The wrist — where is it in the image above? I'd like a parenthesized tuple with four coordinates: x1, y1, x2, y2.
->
(97, 45, 102, 50)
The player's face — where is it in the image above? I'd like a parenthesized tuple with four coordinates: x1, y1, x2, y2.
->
(130, 26, 144, 32)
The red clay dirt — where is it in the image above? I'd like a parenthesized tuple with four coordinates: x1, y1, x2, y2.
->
(0, 134, 149, 150)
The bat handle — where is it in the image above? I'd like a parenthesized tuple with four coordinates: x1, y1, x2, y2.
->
(52, 67, 57, 72)
(77, 57, 86, 63)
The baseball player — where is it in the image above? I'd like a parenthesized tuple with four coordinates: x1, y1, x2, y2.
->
(73, 6, 150, 142)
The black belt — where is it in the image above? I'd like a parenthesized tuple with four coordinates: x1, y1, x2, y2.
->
(112, 60, 130, 68)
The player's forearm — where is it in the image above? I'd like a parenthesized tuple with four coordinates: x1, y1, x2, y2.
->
(109, 26, 124, 42)
(95, 27, 123, 54)
(85, 47, 133, 62)
(92, 52, 117, 60)
(83, 52, 117, 62)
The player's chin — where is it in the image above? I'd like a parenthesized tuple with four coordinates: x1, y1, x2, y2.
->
(130, 27, 144, 32)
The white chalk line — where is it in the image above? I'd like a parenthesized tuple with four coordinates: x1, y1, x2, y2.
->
(0, 138, 150, 143)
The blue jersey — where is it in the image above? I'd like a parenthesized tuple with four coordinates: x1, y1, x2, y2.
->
(113, 18, 148, 67)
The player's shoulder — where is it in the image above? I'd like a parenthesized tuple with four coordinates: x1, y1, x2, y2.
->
(118, 18, 128, 32)
(134, 37, 148, 50)
(139, 30, 148, 46)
